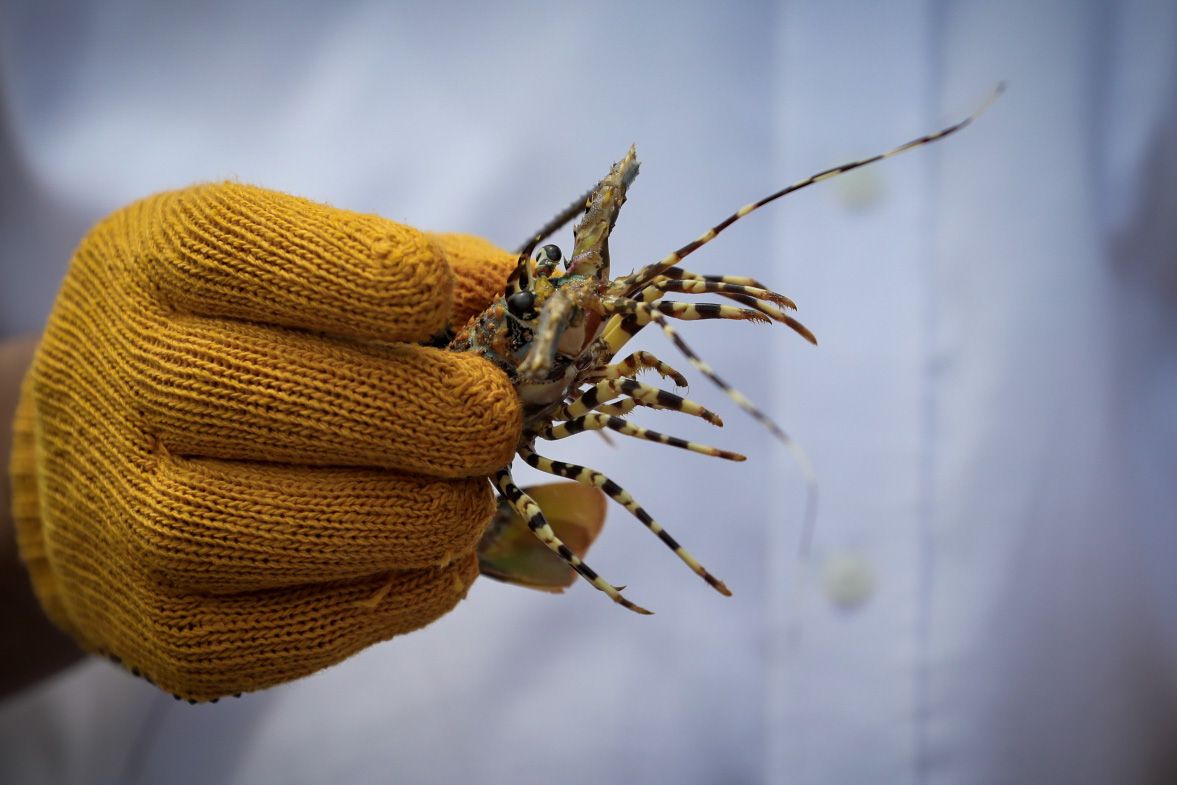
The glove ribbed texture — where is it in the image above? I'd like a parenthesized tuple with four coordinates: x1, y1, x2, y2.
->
(9, 183, 520, 701)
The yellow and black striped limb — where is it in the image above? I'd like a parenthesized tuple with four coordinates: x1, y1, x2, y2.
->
(589, 299, 811, 473)
(649, 312, 802, 453)
(596, 298, 812, 361)
(587, 296, 820, 579)
(597, 267, 814, 356)
(645, 310, 819, 517)
(581, 350, 690, 387)
(611, 268, 815, 344)
(591, 398, 640, 417)
(539, 413, 746, 461)
(518, 447, 731, 596)
(553, 377, 723, 426)
(649, 275, 798, 310)
(492, 467, 651, 614)
(599, 295, 771, 326)
(653, 272, 817, 345)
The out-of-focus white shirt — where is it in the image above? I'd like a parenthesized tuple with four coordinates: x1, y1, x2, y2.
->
(2, 1, 1175, 784)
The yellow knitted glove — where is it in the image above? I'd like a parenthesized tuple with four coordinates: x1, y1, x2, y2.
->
(8, 183, 521, 702)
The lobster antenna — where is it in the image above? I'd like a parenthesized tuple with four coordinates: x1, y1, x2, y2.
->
(514, 188, 594, 255)
(620, 83, 1007, 294)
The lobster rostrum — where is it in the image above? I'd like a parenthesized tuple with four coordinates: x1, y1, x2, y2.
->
(455, 86, 1004, 613)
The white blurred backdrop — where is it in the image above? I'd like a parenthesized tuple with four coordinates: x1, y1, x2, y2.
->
(1, 1, 1175, 784)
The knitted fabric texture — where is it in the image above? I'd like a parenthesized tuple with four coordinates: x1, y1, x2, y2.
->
(9, 183, 521, 702)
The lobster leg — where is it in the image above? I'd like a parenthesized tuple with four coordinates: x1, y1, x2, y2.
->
(492, 467, 650, 615)
(592, 302, 803, 452)
(611, 272, 816, 344)
(539, 414, 745, 461)
(589, 305, 819, 527)
(591, 398, 639, 417)
(652, 311, 810, 465)
(554, 378, 723, 426)
(639, 271, 816, 344)
(651, 274, 798, 309)
(518, 446, 731, 596)
(601, 296, 770, 325)
(580, 350, 689, 387)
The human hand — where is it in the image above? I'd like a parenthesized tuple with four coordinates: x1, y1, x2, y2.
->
(8, 183, 520, 701)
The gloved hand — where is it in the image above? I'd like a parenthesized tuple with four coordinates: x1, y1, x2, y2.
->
(8, 183, 521, 702)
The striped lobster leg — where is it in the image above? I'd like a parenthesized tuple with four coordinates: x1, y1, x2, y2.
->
(603, 268, 814, 344)
(648, 310, 820, 537)
(554, 378, 724, 426)
(518, 446, 731, 596)
(591, 398, 640, 417)
(600, 295, 772, 326)
(591, 301, 798, 449)
(539, 414, 746, 461)
(589, 302, 820, 534)
(492, 467, 651, 614)
(636, 270, 816, 344)
(650, 310, 815, 478)
(576, 295, 779, 433)
(650, 273, 799, 309)
(588, 289, 810, 467)
(580, 350, 689, 387)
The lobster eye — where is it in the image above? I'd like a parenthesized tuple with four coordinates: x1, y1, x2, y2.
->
(534, 244, 563, 278)
(506, 290, 537, 320)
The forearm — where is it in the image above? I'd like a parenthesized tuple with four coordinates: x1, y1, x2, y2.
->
(0, 335, 85, 699)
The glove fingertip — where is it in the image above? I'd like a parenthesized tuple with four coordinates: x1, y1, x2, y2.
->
(430, 233, 516, 328)
(146, 183, 455, 343)
(366, 556, 480, 642)
(439, 352, 523, 476)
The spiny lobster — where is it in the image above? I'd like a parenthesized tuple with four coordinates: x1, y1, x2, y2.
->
(460, 86, 1003, 613)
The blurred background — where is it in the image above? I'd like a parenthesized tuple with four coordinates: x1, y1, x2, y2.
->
(1, 1, 1175, 783)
